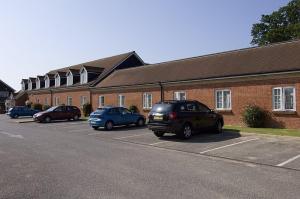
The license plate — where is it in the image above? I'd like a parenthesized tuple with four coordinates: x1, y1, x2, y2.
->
(154, 116, 163, 121)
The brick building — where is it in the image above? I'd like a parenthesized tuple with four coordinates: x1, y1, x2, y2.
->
(0, 79, 15, 113)
(25, 40, 300, 128)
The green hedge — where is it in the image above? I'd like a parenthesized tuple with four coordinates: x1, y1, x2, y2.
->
(82, 103, 92, 117)
(242, 105, 266, 128)
(129, 105, 139, 113)
(31, 103, 43, 111)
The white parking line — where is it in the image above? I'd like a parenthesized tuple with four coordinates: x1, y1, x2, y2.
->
(276, 154, 300, 167)
(0, 131, 24, 139)
(115, 133, 151, 140)
(149, 141, 170, 146)
(199, 138, 259, 154)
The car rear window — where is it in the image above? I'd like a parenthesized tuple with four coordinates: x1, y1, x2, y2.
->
(151, 103, 174, 113)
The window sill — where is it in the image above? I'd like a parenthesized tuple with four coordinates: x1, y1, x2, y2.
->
(143, 108, 151, 112)
(272, 110, 297, 115)
(215, 109, 233, 114)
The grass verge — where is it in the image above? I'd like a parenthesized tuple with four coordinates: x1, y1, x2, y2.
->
(224, 125, 300, 137)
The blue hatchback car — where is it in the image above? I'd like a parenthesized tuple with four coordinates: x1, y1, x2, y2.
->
(7, 106, 40, 118)
(89, 106, 146, 130)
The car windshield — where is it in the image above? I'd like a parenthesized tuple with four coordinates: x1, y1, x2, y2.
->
(90, 108, 107, 118)
(45, 106, 58, 112)
(152, 103, 174, 113)
(8, 108, 13, 112)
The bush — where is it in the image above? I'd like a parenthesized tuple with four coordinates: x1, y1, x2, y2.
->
(82, 103, 92, 117)
(25, 100, 32, 108)
(43, 104, 51, 111)
(31, 103, 43, 111)
(242, 105, 266, 128)
(129, 105, 139, 113)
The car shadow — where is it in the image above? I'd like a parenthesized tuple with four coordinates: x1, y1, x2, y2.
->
(40, 119, 86, 124)
(157, 129, 241, 143)
(95, 125, 148, 132)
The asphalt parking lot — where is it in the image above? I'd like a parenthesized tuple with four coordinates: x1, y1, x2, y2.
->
(17, 117, 300, 171)
(1, 115, 300, 199)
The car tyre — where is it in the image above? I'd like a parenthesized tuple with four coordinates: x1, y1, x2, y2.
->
(44, 116, 51, 123)
(105, 121, 114, 131)
(178, 123, 193, 139)
(73, 115, 79, 121)
(153, 131, 165, 137)
(14, 114, 19, 119)
(136, 118, 145, 127)
(92, 126, 99, 130)
(214, 120, 223, 134)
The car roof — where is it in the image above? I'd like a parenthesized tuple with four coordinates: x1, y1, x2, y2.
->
(158, 100, 198, 104)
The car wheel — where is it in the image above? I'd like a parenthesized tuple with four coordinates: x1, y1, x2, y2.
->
(92, 126, 99, 130)
(73, 115, 79, 121)
(136, 118, 145, 127)
(214, 120, 223, 134)
(44, 116, 51, 123)
(153, 131, 165, 137)
(178, 123, 192, 139)
(14, 114, 19, 119)
(105, 121, 114, 131)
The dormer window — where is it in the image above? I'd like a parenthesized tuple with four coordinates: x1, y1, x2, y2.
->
(66, 71, 73, 86)
(55, 74, 60, 87)
(80, 67, 88, 84)
(45, 76, 50, 88)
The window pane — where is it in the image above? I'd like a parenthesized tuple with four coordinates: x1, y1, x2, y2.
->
(216, 91, 222, 109)
(147, 94, 152, 108)
(223, 91, 231, 109)
(284, 88, 294, 110)
(273, 88, 282, 110)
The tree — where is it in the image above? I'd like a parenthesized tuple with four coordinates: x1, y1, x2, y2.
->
(251, 0, 300, 46)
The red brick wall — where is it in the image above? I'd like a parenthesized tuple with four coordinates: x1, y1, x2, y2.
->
(92, 78, 300, 129)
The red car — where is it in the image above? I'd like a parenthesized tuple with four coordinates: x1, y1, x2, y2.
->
(33, 105, 81, 123)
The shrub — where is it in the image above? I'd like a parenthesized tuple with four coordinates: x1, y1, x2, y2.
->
(25, 100, 32, 108)
(129, 105, 139, 113)
(31, 103, 43, 111)
(242, 105, 266, 128)
(82, 103, 92, 117)
(43, 104, 51, 111)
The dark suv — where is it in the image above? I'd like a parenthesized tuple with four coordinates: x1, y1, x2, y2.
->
(33, 105, 81, 123)
(148, 100, 224, 139)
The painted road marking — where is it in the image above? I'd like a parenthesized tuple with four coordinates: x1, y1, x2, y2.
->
(199, 138, 259, 154)
(276, 154, 300, 167)
(149, 141, 170, 146)
(0, 131, 24, 139)
(115, 133, 151, 139)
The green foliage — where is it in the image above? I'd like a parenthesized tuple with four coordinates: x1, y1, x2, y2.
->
(25, 100, 32, 108)
(31, 103, 43, 111)
(129, 105, 139, 113)
(82, 103, 92, 117)
(242, 105, 266, 128)
(251, 0, 300, 46)
(43, 104, 51, 111)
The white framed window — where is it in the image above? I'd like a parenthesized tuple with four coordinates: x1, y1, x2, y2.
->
(45, 76, 50, 88)
(272, 87, 296, 111)
(143, 93, 152, 109)
(67, 96, 73, 106)
(215, 89, 231, 110)
(54, 74, 60, 87)
(66, 72, 73, 86)
(54, 97, 60, 106)
(28, 80, 32, 90)
(118, 95, 125, 107)
(80, 96, 87, 107)
(99, 96, 105, 107)
(174, 91, 186, 100)
(80, 68, 88, 84)
(21, 81, 26, 91)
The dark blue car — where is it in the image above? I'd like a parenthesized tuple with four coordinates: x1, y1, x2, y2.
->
(89, 106, 146, 130)
(7, 106, 40, 118)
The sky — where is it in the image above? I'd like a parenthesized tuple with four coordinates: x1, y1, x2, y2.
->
(0, 0, 291, 90)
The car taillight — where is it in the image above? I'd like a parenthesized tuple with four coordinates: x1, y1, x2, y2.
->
(169, 112, 177, 120)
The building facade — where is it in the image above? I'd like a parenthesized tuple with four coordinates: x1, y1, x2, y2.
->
(0, 79, 15, 113)
(23, 40, 300, 128)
